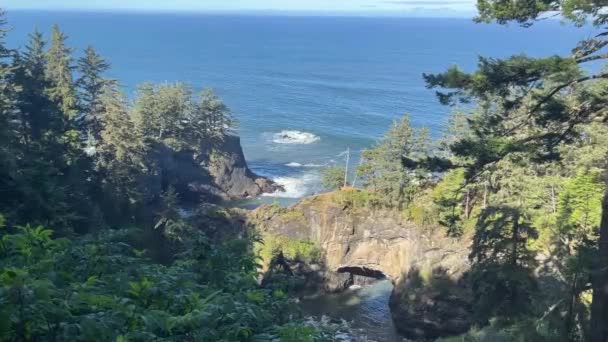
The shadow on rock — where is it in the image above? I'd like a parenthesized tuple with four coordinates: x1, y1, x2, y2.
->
(389, 266, 473, 341)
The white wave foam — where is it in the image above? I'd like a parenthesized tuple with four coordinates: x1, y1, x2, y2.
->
(262, 173, 320, 199)
(285, 162, 324, 168)
(272, 130, 320, 144)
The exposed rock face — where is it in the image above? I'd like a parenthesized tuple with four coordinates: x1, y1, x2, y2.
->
(389, 240, 473, 340)
(248, 190, 473, 340)
(205, 135, 279, 199)
(260, 256, 355, 295)
(148, 135, 280, 202)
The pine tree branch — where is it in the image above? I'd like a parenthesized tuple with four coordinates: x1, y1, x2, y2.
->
(576, 52, 608, 64)
(530, 73, 608, 115)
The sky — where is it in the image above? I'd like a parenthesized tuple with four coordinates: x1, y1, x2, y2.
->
(2, 0, 477, 16)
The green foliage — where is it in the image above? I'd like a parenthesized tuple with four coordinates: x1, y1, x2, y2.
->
(256, 233, 322, 266)
(45, 24, 77, 119)
(0, 14, 338, 341)
(132, 83, 235, 151)
(0, 222, 326, 341)
(437, 319, 558, 342)
(76, 45, 113, 138)
(423, 0, 608, 338)
(432, 168, 468, 236)
(0, 16, 243, 232)
(154, 186, 191, 242)
(558, 170, 604, 235)
(357, 113, 430, 207)
(332, 189, 382, 209)
(475, 0, 608, 27)
(470, 206, 538, 323)
(321, 166, 345, 191)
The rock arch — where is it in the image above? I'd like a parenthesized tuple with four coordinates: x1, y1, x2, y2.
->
(249, 191, 473, 340)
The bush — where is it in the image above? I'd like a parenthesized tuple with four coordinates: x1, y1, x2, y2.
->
(256, 233, 322, 265)
(0, 222, 325, 341)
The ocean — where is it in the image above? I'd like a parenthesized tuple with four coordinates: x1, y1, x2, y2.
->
(5, 10, 595, 202)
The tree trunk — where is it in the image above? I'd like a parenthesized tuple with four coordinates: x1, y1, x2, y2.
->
(566, 273, 578, 339)
(590, 180, 608, 342)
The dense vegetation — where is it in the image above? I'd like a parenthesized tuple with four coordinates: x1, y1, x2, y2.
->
(0, 10, 353, 341)
(323, 0, 608, 340)
(3, 0, 608, 340)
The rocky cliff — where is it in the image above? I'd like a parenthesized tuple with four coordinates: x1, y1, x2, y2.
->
(148, 134, 280, 202)
(248, 190, 473, 340)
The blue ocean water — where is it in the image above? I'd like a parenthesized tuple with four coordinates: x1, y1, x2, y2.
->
(6, 11, 596, 200)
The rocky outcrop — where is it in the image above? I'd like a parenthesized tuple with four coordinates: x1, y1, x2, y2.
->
(148, 134, 280, 202)
(205, 135, 279, 199)
(248, 190, 473, 340)
(388, 242, 472, 340)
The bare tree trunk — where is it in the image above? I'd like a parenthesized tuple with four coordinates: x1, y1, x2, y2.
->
(590, 176, 608, 342)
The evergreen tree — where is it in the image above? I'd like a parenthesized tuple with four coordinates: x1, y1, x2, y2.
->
(97, 85, 146, 221)
(432, 168, 468, 236)
(321, 166, 346, 191)
(0, 9, 19, 226)
(131, 83, 234, 151)
(425, 1, 608, 338)
(197, 88, 234, 139)
(14, 29, 58, 142)
(76, 45, 113, 139)
(0, 9, 13, 118)
(45, 24, 76, 120)
(470, 206, 538, 323)
(132, 82, 191, 146)
(7, 27, 98, 232)
(357, 114, 430, 207)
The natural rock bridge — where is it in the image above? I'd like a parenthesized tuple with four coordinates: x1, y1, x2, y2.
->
(249, 191, 473, 340)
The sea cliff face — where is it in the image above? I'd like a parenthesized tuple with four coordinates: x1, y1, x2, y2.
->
(248, 190, 474, 340)
(146, 134, 280, 203)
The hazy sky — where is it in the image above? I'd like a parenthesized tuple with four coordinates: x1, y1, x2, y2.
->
(3, 0, 477, 15)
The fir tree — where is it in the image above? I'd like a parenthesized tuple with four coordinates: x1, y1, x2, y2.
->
(45, 24, 76, 120)
(76, 45, 113, 138)
(97, 85, 146, 221)
(357, 114, 430, 207)
(425, 1, 608, 338)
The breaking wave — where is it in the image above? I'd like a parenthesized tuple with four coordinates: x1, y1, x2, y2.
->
(285, 162, 324, 168)
(272, 130, 320, 144)
(262, 172, 320, 199)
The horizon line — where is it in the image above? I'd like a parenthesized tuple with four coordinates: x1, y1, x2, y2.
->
(4, 7, 477, 19)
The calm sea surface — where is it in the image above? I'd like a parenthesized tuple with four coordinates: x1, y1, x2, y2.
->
(6, 11, 596, 201)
